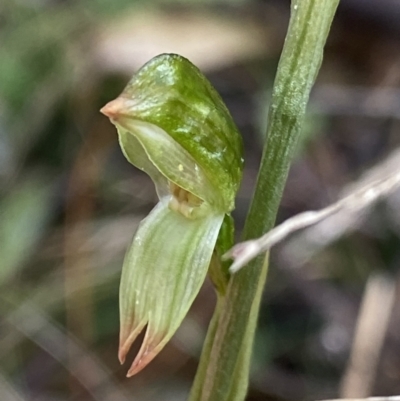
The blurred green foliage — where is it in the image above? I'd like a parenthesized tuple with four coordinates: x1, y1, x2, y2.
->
(1, 0, 400, 400)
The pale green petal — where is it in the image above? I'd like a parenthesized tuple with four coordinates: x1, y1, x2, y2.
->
(116, 119, 219, 208)
(119, 198, 224, 376)
(117, 127, 169, 199)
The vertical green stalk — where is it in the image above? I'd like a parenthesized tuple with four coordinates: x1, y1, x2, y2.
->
(189, 1, 340, 400)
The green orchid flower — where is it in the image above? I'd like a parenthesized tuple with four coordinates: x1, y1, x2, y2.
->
(101, 53, 243, 377)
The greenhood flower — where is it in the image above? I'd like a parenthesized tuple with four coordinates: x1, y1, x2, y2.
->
(101, 53, 243, 376)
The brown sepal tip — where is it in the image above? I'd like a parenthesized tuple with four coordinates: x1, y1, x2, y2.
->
(100, 97, 127, 119)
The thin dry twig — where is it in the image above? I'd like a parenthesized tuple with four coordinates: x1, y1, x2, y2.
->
(225, 149, 400, 273)
(340, 274, 396, 398)
(321, 398, 400, 401)
(0, 369, 27, 401)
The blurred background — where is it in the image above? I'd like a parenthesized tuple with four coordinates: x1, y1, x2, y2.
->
(2, 0, 400, 400)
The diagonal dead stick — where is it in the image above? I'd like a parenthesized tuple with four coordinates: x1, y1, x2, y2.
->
(225, 149, 400, 273)
(321, 398, 400, 401)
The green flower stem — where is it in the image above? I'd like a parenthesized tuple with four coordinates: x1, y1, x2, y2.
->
(189, 1, 340, 400)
